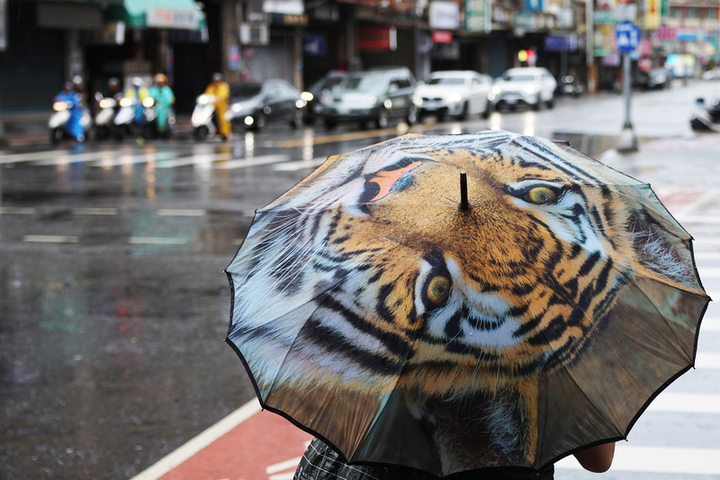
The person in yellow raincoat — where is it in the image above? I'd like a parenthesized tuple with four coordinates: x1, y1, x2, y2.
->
(205, 72, 232, 140)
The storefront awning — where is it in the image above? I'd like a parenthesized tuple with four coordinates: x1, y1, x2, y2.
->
(108, 0, 206, 30)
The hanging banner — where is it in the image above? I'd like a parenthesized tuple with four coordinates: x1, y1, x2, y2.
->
(358, 27, 397, 51)
(645, 0, 661, 30)
(429, 1, 460, 30)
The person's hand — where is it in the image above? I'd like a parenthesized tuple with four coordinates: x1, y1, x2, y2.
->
(573, 442, 615, 473)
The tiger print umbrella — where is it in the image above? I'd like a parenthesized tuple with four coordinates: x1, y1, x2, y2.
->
(225, 131, 709, 477)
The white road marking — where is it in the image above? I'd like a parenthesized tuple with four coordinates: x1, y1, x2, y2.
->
(701, 317, 720, 332)
(696, 352, 720, 369)
(129, 237, 189, 245)
(0, 149, 119, 164)
(154, 153, 231, 168)
(273, 157, 327, 171)
(23, 235, 79, 243)
(129, 400, 262, 480)
(88, 152, 180, 167)
(647, 393, 720, 413)
(156, 209, 206, 216)
(695, 267, 720, 278)
(677, 215, 720, 224)
(0, 207, 35, 215)
(215, 154, 290, 169)
(72, 207, 119, 215)
(557, 445, 720, 475)
(267, 457, 303, 474)
(32, 150, 134, 166)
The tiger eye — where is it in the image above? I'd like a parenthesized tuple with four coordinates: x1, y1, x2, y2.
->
(427, 276, 451, 305)
(526, 186, 557, 204)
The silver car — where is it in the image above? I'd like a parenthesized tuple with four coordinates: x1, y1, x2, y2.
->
(489, 67, 557, 111)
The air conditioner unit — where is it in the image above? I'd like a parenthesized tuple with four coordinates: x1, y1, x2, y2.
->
(240, 24, 269, 45)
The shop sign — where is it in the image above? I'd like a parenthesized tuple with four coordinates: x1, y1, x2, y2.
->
(358, 27, 397, 51)
(514, 12, 556, 31)
(270, 13, 308, 25)
(492, 5, 513, 26)
(229, 44, 241, 70)
(593, 4, 636, 24)
(465, 0, 491, 33)
(263, 0, 304, 15)
(525, 0, 543, 13)
(654, 25, 676, 41)
(544, 34, 578, 52)
(146, 7, 199, 30)
(429, 1, 460, 30)
(432, 30, 454, 43)
(644, 0, 661, 30)
(303, 33, 326, 56)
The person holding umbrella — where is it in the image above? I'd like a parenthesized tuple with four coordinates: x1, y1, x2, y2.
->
(295, 438, 614, 480)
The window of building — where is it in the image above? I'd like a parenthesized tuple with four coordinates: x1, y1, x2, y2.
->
(686, 7, 700, 18)
(703, 8, 718, 20)
(669, 6, 682, 18)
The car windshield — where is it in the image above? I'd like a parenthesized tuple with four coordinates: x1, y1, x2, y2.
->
(313, 76, 345, 91)
(428, 77, 465, 85)
(503, 74, 536, 82)
(341, 73, 388, 95)
(230, 84, 263, 99)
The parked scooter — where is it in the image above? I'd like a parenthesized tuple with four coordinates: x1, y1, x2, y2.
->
(191, 94, 217, 140)
(690, 97, 720, 132)
(49, 100, 92, 143)
(558, 75, 583, 97)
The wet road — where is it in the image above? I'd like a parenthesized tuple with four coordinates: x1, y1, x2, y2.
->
(2, 81, 720, 479)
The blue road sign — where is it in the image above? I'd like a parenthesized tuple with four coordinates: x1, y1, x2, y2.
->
(615, 21, 641, 54)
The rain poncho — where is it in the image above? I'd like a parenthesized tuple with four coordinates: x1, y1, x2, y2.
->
(147, 85, 175, 132)
(54, 89, 84, 140)
(204, 80, 231, 137)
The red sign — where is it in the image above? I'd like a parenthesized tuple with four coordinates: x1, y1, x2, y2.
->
(358, 27, 397, 51)
(431, 30, 453, 44)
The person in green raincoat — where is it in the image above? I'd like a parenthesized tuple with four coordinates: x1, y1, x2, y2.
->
(147, 73, 175, 138)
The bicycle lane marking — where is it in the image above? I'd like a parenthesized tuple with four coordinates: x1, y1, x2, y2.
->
(131, 399, 313, 480)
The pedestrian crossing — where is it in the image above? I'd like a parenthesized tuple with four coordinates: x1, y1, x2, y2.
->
(0, 145, 328, 171)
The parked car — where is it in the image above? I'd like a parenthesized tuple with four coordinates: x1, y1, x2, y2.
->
(302, 70, 348, 123)
(322, 66, 418, 129)
(412, 70, 492, 121)
(634, 68, 671, 90)
(702, 67, 720, 81)
(226, 79, 306, 131)
(488, 67, 557, 111)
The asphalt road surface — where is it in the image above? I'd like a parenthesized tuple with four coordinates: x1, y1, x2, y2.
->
(2, 80, 720, 480)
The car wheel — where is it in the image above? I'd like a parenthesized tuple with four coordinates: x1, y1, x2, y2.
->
(460, 101, 470, 120)
(375, 108, 390, 129)
(290, 108, 304, 130)
(253, 113, 266, 131)
(532, 96, 541, 111)
(546, 96, 555, 109)
(481, 101, 491, 119)
(406, 105, 418, 125)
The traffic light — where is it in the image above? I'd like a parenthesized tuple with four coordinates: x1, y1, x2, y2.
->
(518, 49, 536, 63)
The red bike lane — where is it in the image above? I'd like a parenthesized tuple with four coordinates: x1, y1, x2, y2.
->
(132, 400, 312, 480)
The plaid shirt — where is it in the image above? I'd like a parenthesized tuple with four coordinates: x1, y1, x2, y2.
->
(294, 439, 554, 480)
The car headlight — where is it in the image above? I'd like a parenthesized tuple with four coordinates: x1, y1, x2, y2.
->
(295, 100, 307, 109)
(300, 91, 314, 102)
(525, 86, 536, 94)
(383, 99, 392, 109)
(244, 116, 254, 126)
(491, 85, 502, 95)
(142, 97, 155, 108)
(197, 94, 209, 105)
(448, 92, 463, 103)
(119, 98, 133, 107)
(53, 102, 68, 112)
(413, 94, 423, 106)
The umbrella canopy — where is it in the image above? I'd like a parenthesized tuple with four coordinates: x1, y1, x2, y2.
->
(225, 131, 709, 477)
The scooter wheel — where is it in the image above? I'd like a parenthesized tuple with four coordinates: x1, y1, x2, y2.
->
(194, 126, 209, 141)
(50, 128, 63, 144)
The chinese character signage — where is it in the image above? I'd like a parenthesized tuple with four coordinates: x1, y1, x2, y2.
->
(645, 0, 661, 30)
(429, 1, 460, 30)
(465, 0, 492, 32)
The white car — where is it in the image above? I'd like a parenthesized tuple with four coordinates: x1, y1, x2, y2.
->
(413, 71, 493, 120)
(489, 67, 557, 111)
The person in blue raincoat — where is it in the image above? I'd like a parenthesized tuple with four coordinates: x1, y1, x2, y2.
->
(54, 81, 85, 141)
(147, 73, 175, 137)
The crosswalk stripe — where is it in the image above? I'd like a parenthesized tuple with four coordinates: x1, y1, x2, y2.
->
(701, 317, 720, 332)
(697, 352, 720, 369)
(129, 237, 189, 245)
(23, 235, 79, 243)
(647, 393, 720, 413)
(157, 209, 206, 216)
(696, 267, 720, 278)
(31, 150, 132, 166)
(557, 445, 720, 475)
(0, 207, 35, 215)
(215, 154, 290, 169)
(0, 149, 119, 164)
(88, 152, 180, 167)
(72, 207, 118, 215)
(273, 157, 327, 171)
(155, 153, 231, 168)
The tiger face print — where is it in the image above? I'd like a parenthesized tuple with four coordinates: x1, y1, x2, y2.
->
(226, 131, 704, 471)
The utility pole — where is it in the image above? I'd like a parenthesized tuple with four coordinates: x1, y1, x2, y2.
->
(616, 21, 640, 152)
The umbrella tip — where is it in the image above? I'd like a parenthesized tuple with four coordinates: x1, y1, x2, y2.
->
(459, 170, 470, 212)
